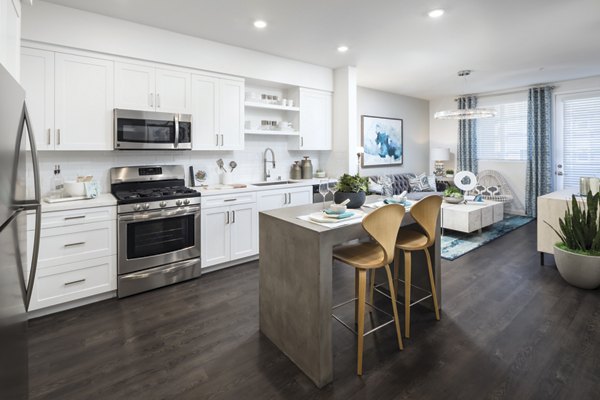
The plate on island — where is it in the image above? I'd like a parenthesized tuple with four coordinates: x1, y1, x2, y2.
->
(307, 210, 364, 223)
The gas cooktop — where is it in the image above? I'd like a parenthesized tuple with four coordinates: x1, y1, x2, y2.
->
(114, 186, 199, 204)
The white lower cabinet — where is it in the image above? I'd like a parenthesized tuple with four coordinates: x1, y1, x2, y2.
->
(201, 193, 258, 268)
(27, 205, 117, 312)
(257, 186, 312, 212)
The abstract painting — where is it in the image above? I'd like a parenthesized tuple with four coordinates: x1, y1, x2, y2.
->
(361, 115, 403, 167)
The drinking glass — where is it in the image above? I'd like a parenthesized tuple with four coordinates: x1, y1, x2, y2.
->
(328, 179, 338, 204)
(319, 179, 329, 209)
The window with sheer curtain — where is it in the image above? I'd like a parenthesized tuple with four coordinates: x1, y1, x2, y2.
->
(559, 92, 600, 188)
(476, 93, 528, 161)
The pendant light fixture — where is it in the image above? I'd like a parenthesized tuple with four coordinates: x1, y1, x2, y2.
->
(434, 70, 497, 120)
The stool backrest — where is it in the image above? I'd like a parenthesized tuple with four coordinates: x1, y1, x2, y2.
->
(410, 195, 442, 247)
(362, 204, 405, 265)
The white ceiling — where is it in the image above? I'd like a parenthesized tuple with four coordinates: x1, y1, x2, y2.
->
(42, 0, 600, 100)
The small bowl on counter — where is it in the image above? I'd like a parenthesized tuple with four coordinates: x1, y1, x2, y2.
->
(64, 181, 87, 197)
(326, 203, 347, 214)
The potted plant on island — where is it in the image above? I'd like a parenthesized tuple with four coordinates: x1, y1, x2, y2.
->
(445, 169, 454, 178)
(334, 173, 369, 208)
(545, 191, 600, 289)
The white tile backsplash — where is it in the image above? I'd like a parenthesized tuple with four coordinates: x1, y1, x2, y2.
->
(32, 135, 323, 196)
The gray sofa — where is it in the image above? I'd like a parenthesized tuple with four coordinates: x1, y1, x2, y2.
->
(367, 173, 443, 200)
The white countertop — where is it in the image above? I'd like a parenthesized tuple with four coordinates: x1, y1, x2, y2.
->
(40, 193, 117, 213)
(196, 178, 336, 197)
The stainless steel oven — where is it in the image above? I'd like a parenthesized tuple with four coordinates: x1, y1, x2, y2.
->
(112, 165, 202, 297)
(118, 204, 200, 275)
(114, 109, 192, 150)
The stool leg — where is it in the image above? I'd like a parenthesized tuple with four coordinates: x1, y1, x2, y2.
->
(404, 250, 412, 339)
(384, 264, 403, 351)
(424, 249, 440, 321)
(356, 269, 367, 375)
(393, 251, 400, 298)
(354, 269, 359, 324)
(369, 269, 376, 305)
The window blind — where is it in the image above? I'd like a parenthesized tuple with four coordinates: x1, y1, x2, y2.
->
(562, 95, 600, 188)
(476, 93, 528, 161)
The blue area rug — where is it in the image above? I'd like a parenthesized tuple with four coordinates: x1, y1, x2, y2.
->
(441, 215, 535, 261)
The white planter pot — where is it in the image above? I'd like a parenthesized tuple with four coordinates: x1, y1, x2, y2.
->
(553, 245, 600, 289)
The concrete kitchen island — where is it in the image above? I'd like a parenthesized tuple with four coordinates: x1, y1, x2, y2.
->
(259, 196, 441, 387)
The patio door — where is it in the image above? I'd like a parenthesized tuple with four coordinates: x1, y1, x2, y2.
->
(554, 90, 600, 190)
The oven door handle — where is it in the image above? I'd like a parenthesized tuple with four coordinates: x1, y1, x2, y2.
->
(119, 206, 200, 222)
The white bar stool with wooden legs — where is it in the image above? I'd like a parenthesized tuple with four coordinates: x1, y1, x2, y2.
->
(332, 204, 405, 375)
(370, 195, 442, 339)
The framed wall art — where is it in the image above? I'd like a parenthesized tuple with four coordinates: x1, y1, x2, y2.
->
(361, 115, 403, 167)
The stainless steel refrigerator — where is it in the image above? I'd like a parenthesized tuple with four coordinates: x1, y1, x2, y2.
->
(0, 64, 42, 399)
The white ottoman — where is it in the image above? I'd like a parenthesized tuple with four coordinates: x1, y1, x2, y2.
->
(441, 200, 503, 233)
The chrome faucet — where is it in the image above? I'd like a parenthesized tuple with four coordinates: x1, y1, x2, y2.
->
(263, 147, 276, 181)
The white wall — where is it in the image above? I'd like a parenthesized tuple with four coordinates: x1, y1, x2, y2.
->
(357, 87, 430, 177)
(34, 137, 321, 196)
(21, 1, 333, 91)
(429, 74, 600, 215)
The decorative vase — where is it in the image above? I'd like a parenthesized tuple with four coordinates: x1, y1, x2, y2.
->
(553, 245, 600, 289)
(334, 191, 366, 209)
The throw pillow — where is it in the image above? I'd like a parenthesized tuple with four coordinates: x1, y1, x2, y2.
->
(368, 176, 383, 194)
(409, 173, 434, 192)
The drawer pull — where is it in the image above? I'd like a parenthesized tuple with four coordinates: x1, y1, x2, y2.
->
(64, 278, 86, 286)
(64, 215, 86, 221)
(224, 198, 237, 202)
(64, 241, 86, 248)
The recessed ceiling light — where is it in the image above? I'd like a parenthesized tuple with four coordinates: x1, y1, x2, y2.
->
(337, 45, 349, 53)
(254, 20, 267, 29)
(428, 9, 445, 18)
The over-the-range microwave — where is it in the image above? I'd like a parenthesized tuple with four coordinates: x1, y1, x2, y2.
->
(114, 109, 192, 150)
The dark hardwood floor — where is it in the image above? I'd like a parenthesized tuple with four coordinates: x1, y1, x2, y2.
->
(28, 222, 600, 400)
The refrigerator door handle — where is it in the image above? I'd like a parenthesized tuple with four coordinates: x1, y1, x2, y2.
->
(20, 104, 42, 310)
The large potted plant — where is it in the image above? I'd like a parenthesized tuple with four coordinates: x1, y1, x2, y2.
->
(334, 173, 368, 208)
(545, 191, 600, 289)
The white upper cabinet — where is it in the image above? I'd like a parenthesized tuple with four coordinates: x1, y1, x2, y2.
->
(114, 62, 155, 111)
(20, 48, 114, 151)
(292, 88, 332, 151)
(0, 0, 21, 80)
(191, 74, 244, 150)
(114, 62, 190, 113)
(21, 47, 54, 150)
(219, 79, 244, 150)
(54, 53, 114, 150)
(155, 68, 191, 113)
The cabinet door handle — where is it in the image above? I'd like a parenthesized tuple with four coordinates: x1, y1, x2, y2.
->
(157, 93, 161, 108)
(284, 193, 288, 204)
(64, 278, 86, 286)
(232, 210, 235, 223)
(226, 211, 230, 224)
(224, 198, 237, 202)
(64, 241, 85, 248)
(287, 193, 291, 204)
(47, 128, 51, 145)
(216, 134, 219, 146)
(220, 134, 224, 147)
(57, 129, 61, 145)
(149, 93, 154, 107)
(64, 215, 85, 221)
(300, 136, 303, 147)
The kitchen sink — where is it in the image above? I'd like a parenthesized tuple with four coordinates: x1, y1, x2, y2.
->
(252, 180, 296, 186)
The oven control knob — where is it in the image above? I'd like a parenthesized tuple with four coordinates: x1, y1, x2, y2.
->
(133, 204, 142, 211)
(143, 203, 150, 210)
(159, 201, 167, 208)
(183, 199, 190, 205)
(176, 199, 183, 207)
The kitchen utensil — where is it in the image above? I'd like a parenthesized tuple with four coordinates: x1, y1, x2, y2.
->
(229, 161, 238, 172)
(340, 198, 351, 206)
(216, 158, 226, 173)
